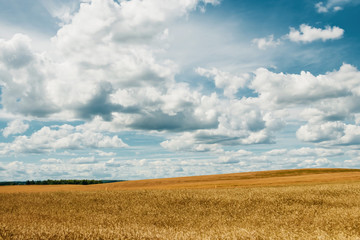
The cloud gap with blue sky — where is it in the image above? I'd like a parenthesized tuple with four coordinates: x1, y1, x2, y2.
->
(0, 0, 360, 180)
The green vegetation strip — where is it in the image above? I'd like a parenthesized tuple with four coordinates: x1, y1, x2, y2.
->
(0, 180, 124, 186)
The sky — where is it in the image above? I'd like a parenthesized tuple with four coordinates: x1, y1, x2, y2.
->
(0, 0, 360, 181)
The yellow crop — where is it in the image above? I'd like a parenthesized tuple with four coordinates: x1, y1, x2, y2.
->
(1, 181, 360, 239)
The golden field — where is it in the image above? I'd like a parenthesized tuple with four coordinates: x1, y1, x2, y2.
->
(1, 168, 360, 239)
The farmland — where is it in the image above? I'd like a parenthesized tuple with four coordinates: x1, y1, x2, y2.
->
(1, 168, 360, 239)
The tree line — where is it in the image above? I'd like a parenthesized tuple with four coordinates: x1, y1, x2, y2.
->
(25, 179, 103, 185)
(0, 180, 124, 186)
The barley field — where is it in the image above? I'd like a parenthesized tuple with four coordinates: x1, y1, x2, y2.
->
(1, 169, 360, 239)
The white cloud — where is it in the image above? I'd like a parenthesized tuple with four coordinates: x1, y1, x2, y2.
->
(287, 24, 344, 43)
(252, 35, 281, 50)
(161, 96, 283, 152)
(1, 161, 29, 180)
(0, 0, 359, 180)
(2, 119, 29, 137)
(333, 6, 344, 11)
(40, 0, 83, 26)
(70, 156, 98, 164)
(344, 157, 360, 167)
(315, 2, 330, 12)
(251, 63, 360, 106)
(296, 122, 360, 146)
(265, 149, 287, 156)
(95, 150, 116, 157)
(0, 0, 219, 125)
(296, 122, 345, 143)
(0, 34, 59, 117)
(40, 158, 63, 164)
(254, 24, 343, 48)
(250, 63, 360, 147)
(0, 124, 128, 155)
(315, 0, 358, 13)
(265, 147, 343, 158)
(0, 34, 34, 69)
(202, 0, 221, 5)
(288, 147, 343, 157)
(339, 124, 360, 145)
(105, 158, 122, 167)
(218, 149, 253, 164)
(297, 158, 333, 168)
(161, 132, 220, 152)
(196, 67, 249, 98)
(0, 0, 282, 151)
(0, 0, 237, 148)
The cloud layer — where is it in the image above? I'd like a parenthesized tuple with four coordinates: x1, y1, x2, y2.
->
(0, 0, 359, 180)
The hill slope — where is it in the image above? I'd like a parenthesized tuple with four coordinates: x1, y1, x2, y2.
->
(1, 168, 360, 193)
(1, 168, 360, 239)
(89, 168, 360, 190)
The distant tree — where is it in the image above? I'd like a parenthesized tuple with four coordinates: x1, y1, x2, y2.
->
(23, 179, 105, 185)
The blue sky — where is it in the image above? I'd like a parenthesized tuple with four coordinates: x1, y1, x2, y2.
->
(0, 0, 360, 181)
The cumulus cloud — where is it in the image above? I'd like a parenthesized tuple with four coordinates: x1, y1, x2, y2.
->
(0, 0, 237, 155)
(40, 0, 85, 26)
(265, 148, 343, 158)
(0, 0, 235, 145)
(0, 34, 60, 117)
(296, 121, 345, 143)
(70, 156, 98, 164)
(297, 122, 360, 146)
(105, 158, 122, 167)
(265, 149, 287, 156)
(250, 63, 360, 147)
(0, 34, 34, 69)
(251, 63, 360, 106)
(202, 0, 221, 5)
(288, 147, 343, 157)
(197, 0, 221, 12)
(0, 0, 219, 126)
(196, 67, 249, 98)
(0, 124, 128, 155)
(297, 158, 333, 168)
(287, 24, 344, 43)
(252, 24, 343, 49)
(2, 119, 29, 137)
(252, 35, 281, 50)
(161, 96, 283, 152)
(40, 158, 63, 164)
(53, 0, 212, 48)
(218, 149, 253, 164)
(344, 158, 360, 168)
(95, 150, 116, 157)
(0, 0, 282, 151)
(161, 132, 221, 152)
(315, 0, 359, 13)
(0, 160, 112, 181)
(1, 0, 359, 180)
(0, 147, 349, 181)
(1, 161, 29, 180)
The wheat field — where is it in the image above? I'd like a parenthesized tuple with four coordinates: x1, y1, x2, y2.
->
(1, 169, 360, 239)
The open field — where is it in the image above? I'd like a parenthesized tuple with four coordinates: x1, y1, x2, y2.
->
(1, 168, 360, 239)
(2, 168, 360, 193)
